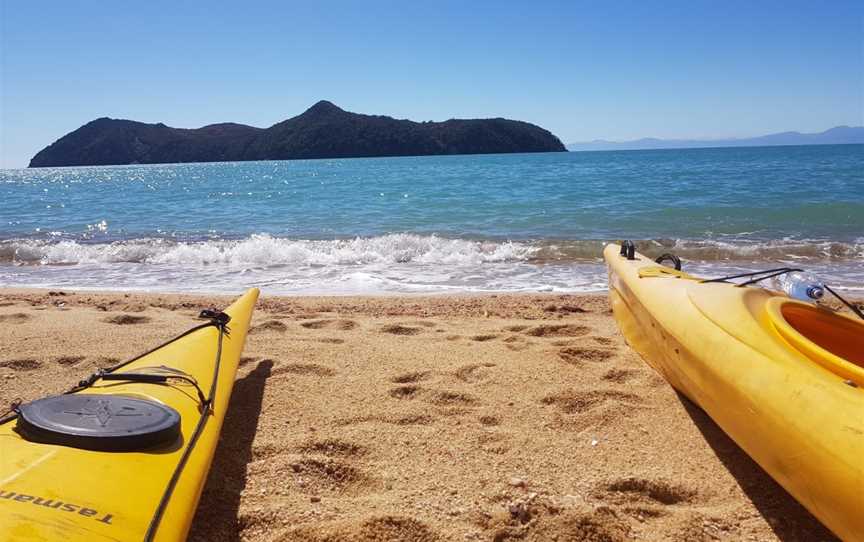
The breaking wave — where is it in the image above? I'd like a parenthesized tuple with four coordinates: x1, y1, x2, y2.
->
(1, 234, 860, 294)
(1, 234, 862, 267)
(0, 234, 537, 266)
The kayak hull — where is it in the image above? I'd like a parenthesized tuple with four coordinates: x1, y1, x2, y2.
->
(0, 289, 259, 542)
(605, 245, 864, 541)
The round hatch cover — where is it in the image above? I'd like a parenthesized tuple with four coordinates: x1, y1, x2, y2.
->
(16, 394, 181, 452)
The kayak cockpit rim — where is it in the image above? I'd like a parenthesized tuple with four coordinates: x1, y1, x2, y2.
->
(766, 298, 864, 387)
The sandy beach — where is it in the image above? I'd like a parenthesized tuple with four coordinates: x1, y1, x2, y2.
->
(0, 289, 837, 542)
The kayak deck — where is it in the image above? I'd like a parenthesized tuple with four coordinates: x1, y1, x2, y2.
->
(0, 288, 258, 542)
(604, 245, 864, 541)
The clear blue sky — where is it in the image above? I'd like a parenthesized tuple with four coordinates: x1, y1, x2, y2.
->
(1, 0, 862, 168)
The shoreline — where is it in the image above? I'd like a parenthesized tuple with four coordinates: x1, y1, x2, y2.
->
(0, 289, 837, 541)
(2, 235, 862, 296)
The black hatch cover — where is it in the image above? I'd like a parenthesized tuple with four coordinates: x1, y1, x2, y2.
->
(16, 394, 181, 452)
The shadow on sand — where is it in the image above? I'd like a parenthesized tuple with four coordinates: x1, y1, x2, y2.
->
(188, 359, 273, 542)
(676, 392, 838, 542)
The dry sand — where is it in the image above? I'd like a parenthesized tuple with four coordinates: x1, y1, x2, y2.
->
(0, 289, 838, 541)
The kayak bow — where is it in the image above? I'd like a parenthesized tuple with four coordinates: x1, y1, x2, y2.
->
(604, 244, 863, 541)
(0, 288, 259, 542)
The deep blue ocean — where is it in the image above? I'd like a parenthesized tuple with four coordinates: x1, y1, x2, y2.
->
(2, 144, 862, 294)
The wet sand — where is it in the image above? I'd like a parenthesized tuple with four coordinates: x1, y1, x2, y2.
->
(0, 289, 837, 541)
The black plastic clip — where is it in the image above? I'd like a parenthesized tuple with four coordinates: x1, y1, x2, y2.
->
(78, 368, 106, 389)
(199, 309, 231, 334)
(0, 398, 22, 425)
(620, 240, 636, 260)
(655, 253, 682, 271)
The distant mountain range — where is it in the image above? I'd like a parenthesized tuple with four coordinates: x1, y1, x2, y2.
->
(567, 126, 864, 152)
(29, 101, 567, 167)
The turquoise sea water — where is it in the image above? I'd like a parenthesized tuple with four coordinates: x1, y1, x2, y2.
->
(1, 144, 862, 293)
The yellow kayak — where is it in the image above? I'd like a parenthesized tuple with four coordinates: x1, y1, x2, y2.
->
(0, 288, 259, 541)
(604, 244, 863, 541)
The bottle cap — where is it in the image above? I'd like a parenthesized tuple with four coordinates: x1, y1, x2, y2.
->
(807, 286, 824, 300)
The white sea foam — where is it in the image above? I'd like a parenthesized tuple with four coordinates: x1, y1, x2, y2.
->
(3, 234, 863, 266)
(1, 234, 536, 266)
(0, 234, 861, 294)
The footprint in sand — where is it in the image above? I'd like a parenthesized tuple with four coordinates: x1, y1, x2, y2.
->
(293, 312, 324, 320)
(603, 368, 637, 383)
(541, 389, 643, 414)
(388, 385, 478, 406)
(471, 334, 499, 342)
(558, 346, 615, 365)
(300, 319, 357, 331)
(281, 516, 438, 541)
(103, 314, 151, 325)
(250, 442, 282, 461)
(389, 385, 421, 399)
(288, 337, 347, 344)
(250, 320, 288, 333)
(503, 336, 531, 351)
(0, 359, 43, 371)
(54, 356, 85, 366)
(336, 412, 435, 427)
(593, 336, 614, 346)
(428, 390, 477, 406)
(0, 313, 30, 324)
(543, 303, 589, 314)
(598, 477, 698, 506)
(271, 362, 336, 377)
(287, 458, 369, 494)
(390, 371, 430, 384)
(355, 516, 438, 541)
(297, 439, 367, 458)
(525, 324, 590, 338)
(488, 508, 629, 542)
(380, 324, 423, 336)
(455, 363, 496, 383)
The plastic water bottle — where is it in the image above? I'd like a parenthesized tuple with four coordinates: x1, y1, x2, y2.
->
(776, 272, 824, 302)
